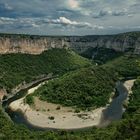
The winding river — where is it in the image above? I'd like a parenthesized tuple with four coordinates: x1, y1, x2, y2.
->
(1, 79, 134, 131)
(99, 81, 128, 127)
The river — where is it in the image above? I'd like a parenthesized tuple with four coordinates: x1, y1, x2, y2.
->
(99, 81, 128, 127)
(2, 79, 133, 131)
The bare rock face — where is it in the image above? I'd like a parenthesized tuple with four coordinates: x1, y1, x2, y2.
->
(67, 33, 140, 54)
(0, 36, 65, 54)
(0, 89, 7, 101)
(0, 32, 140, 54)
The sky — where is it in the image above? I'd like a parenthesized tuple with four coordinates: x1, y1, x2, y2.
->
(0, 0, 140, 35)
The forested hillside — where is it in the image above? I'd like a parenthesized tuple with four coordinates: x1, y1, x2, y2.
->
(32, 66, 116, 109)
(81, 47, 123, 64)
(28, 54, 140, 110)
(0, 48, 91, 92)
(103, 55, 140, 78)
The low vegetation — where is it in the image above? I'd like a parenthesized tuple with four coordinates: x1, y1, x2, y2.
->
(24, 95, 34, 105)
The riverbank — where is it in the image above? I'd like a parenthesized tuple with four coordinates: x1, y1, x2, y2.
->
(123, 79, 135, 104)
(2, 74, 53, 103)
(10, 98, 105, 129)
(0, 89, 7, 101)
(8, 79, 135, 130)
(9, 81, 106, 129)
(124, 80, 135, 94)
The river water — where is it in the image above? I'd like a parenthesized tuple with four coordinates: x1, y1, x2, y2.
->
(99, 81, 128, 127)
(2, 80, 129, 130)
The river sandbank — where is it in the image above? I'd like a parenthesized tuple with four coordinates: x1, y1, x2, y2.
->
(123, 79, 135, 104)
(9, 82, 105, 129)
(124, 80, 135, 94)
(9, 79, 135, 130)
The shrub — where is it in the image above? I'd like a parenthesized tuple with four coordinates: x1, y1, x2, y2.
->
(48, 116, 55, 120)
(25, 95, 34, 105)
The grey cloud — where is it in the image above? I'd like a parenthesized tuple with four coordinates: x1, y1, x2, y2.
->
(93, 10, 110, 18)
(0, 17, 39, 29)
(112, 9, 128, 16)
(93, 9, 128, 18)
(0, 16, 92, 29)
(0, 0, 140, 35)
(0, 16, 104, 31)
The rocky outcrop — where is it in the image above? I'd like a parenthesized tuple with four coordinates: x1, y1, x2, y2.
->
(0, 35, 65, 54)
(0, 89, 7, 101)
(67, 32, 140, 54)
(0, 32, 140, 54)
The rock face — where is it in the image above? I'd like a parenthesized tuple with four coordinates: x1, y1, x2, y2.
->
(0, 35, 65, 54)
(0, 89, 7, 101)
(0, 32, 140, 54)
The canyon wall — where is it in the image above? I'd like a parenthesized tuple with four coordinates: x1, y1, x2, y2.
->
(0, 35, 65, 54)
(0, 32, 140, 55)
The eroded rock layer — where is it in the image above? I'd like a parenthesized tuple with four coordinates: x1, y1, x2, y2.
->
(0, 32, 140, 54)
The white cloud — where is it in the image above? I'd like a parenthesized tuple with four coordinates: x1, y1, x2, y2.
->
(0, 17, 39, 29)
(68, 0, 79, 9)
(0, 16, 104, 31)
(127, 14, 134, 17)
(47, 17, 92, 28)
(0, 17, 17, 25)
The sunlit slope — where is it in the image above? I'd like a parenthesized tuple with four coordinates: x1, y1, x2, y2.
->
(32, 66, 116, 109)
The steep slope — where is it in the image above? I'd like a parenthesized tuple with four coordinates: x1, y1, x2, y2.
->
(0, 48, 91, 92)
(0, 31, 140, 54)
(81, 47, 123, 64)
(69, 31, 140, 54)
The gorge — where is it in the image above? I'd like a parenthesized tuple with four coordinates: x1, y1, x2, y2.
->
(0, 32, 140, 55)
(0, 31, 140, 139)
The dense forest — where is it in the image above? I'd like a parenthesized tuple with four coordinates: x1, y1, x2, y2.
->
(31, 66, 116, 109)
(0, 48, 91, 92)
(81, 47, 123, 64)
(103, 55, 140, 78)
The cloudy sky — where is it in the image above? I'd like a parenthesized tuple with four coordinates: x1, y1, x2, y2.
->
(0, 0, 140, 35)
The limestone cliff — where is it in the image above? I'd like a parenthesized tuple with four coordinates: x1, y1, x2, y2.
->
(0, 31, 140, 54)
(0, 35, 65, 54)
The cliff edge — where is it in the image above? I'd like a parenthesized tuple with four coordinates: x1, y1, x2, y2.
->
(0, 31, 140, 54)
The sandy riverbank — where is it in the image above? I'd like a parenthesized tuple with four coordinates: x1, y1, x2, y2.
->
(9, 79, 135, 130)
(124, 80, 135, 93)
(9, 81, 105, 129)
(10, 98, 105, 129)
(123, 79, 135, 103)
(0, 89, 7, 101)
